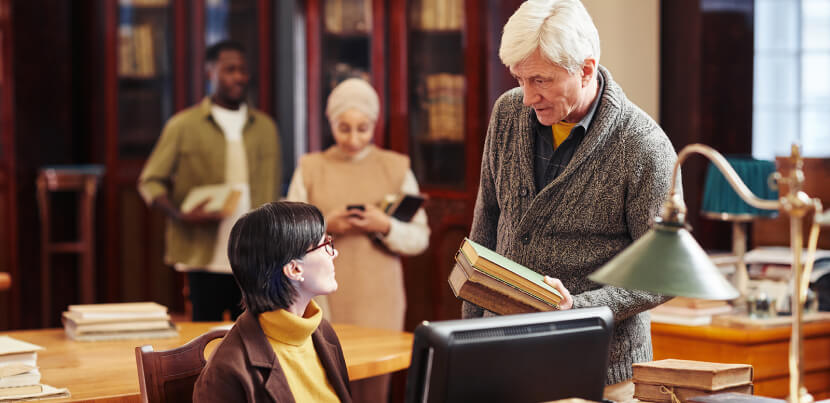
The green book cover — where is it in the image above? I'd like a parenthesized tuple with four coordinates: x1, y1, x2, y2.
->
(464, 238, 563, 299)
(456, 251, 558, 308)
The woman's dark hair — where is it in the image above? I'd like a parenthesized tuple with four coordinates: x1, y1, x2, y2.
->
(227, 201, 326, 315)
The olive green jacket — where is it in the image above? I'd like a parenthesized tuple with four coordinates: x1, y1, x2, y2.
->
(138, 97, 281, 267)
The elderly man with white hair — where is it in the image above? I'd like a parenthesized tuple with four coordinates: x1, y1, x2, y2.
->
(463, 0, 677, 400)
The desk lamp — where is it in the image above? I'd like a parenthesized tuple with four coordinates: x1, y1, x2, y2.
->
(701, 157, 778, 297)
(589, 144, 824, 403)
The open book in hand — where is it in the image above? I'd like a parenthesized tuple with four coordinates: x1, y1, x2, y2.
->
(378, 193, 426, 222)
(180, 184, 241, 216)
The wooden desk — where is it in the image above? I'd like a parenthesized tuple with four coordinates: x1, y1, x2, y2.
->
(651, 320, 830, 400)
(3, 321, 413, 402)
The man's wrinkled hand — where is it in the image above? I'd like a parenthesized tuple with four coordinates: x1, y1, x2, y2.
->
(543, 276, 573, 310)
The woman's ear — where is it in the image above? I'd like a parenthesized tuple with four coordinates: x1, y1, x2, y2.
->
(282, 260, 305, 282)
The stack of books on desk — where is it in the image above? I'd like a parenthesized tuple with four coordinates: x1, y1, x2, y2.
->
(633, 359, 753, 403)
(62, 302, 178, 341)
(650, 297, 734, 326)
(0, 336, 69, 400)
(448, 238, 562, 315)
(745, 246, 830, 282)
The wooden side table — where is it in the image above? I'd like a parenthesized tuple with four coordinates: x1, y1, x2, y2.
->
(651, 319, 830, 400)
(36, 165, 104, 327)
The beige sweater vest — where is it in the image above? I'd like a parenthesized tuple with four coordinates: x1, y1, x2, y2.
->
(299, 145, 409, 330)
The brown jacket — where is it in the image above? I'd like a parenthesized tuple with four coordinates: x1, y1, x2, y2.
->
(193, 311, 351, 402)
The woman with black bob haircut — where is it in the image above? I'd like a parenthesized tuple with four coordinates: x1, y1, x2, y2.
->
(194, 201, 351, 402)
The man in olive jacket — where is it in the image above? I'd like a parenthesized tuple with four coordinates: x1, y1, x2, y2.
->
(138, 40, 281, 321)
(464, 1, 676, 400)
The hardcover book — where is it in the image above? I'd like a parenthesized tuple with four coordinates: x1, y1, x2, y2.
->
(453, 251, 558, 312)
(379, 193, 426, 222)
(0, 384, 44, 398)
(688, 392, 784, 403)
(633, 359, 754, 391)
(458, 238, 563, 306)
(634, 382, 753, 403)
(179, 184, 241, 216)
(0, 337, 43, 366)
(67, 302, 169, 320)
(448, 263, 553, 315)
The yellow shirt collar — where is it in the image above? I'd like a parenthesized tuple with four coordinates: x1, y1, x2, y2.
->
(258, 300, 323, 347)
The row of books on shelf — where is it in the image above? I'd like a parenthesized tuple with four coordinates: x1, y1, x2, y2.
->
(62, 302, 178, 342)
(411, 0, 464, 31)
(633, 359, 754, 403)
(118, 24, 159, 79)
(422, 73, 465, 142)
(324, 0, 372, 34)
(0, 336, 68, 400)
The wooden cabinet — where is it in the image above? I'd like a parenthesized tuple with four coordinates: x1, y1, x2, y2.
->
(0, 0, 16, 329)
(651, 321, 830, 400)
(305, 0, 521, 327)
(86, 0, 276, 321)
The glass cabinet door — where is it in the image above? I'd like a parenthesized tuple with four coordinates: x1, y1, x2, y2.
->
(204, 0, 260, 107)
(319, 0, 373, 148)
(408, 0, 466, 188)
(117, 0, 174, 158)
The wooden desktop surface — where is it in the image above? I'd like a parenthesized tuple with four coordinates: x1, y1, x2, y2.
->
(651, 319, 830, 400)
(3, 321, 413, 403)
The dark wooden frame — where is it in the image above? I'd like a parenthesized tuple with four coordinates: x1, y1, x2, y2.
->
(190, 0, 273, 113)
(98, 0, 190, 305)
(659, 0, 754, 251)
(0, 0, 18, 328)
(304, 0, 386, 152)
(95, 0, 277, 311)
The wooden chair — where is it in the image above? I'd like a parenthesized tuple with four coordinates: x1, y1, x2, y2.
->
(135, 329, 227, 403)
(36, 165, 104, 326)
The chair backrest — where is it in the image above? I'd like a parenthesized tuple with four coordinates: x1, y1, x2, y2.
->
(135, 329, 227, 403)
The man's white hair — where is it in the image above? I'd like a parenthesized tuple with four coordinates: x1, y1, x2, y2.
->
(499, 0, 600, 74)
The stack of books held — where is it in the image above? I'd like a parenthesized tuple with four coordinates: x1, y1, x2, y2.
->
(62, 302, 178, 341)
(449, 237, 563, 315)
(0, 336, 69, 400)
(650, 297, 734, 326)
(633, 359, 753, 403)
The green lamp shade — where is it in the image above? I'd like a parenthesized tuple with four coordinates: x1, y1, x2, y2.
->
(588, 223, 739, 300)
(701, 157, 778, 218)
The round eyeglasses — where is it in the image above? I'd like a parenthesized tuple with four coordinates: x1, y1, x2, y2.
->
(306, 235, 335, 256)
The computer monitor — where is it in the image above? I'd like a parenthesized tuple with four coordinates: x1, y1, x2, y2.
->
(405, 306, 614, 403)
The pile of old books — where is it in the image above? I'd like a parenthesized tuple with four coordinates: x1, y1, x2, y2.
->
(61, 302, 177, 341)
(633, 359, 754, 403)
(449, 237, 562, 315)
(0, 336, 69, 400)
(650, 297, 734, 326)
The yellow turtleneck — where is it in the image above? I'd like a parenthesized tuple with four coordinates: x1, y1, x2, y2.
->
(552, 121, 576, 149)
(258, 300, 339, 402)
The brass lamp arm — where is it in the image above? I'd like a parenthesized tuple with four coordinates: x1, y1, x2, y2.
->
(670, 144, 782, 212)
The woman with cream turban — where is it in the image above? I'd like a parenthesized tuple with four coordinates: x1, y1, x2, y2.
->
(286, 78, 429, 402)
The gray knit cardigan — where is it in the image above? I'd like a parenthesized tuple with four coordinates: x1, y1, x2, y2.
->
(463, 66, 677, 385)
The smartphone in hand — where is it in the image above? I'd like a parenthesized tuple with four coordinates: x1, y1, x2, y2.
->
(346, 204, 365, 218)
